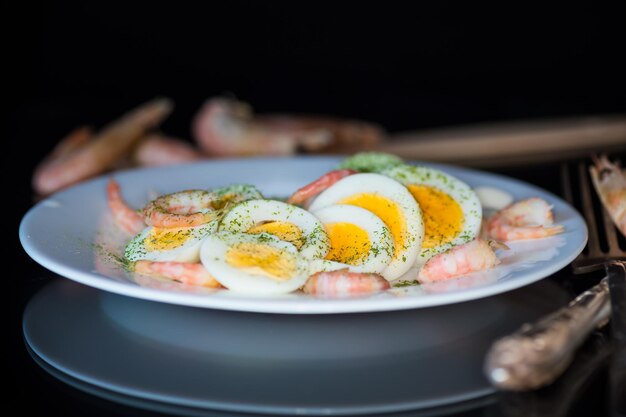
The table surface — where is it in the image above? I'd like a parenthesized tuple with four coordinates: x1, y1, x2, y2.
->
(10, 156, 623, 417)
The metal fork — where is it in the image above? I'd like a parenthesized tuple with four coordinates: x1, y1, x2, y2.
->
(484, 160, 626, 401)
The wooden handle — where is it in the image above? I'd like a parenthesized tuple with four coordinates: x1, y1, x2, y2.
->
(379, 115, 626, 167)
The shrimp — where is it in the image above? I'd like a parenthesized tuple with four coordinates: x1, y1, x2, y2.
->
(485, 197, 564, 241)
(143, 190, 220, 228)
(302, 269, 390, 297)
(143, 184, 263, 228)
(287, 169, 357, 205)
(589, 154, 626, 237)
(32, 98, 173, 195)
(256, 114, 385, 153)
(192, 97, 330, 156)
(38, 125, 93, 161)
(106, 178, 146, 236)
(133, 134, 204, 167)
(32, 126, 93, 194)
(418, 239, 506, 283)
(191, 97, 386, 157)
(134, 260, 221, 288)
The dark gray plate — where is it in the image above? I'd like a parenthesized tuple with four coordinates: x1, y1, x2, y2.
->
(23, 278, 569, 415)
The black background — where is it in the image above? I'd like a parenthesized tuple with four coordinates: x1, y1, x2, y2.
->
(8, 2, 626, 416)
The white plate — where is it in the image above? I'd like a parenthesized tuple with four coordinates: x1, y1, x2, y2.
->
(19, 156, 587, 314)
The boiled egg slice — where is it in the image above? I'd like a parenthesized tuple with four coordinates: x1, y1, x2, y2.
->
(382, 164, 482, 263)
(338, 151, 404, 173)
(125, 221, 218, 262)
(219, 199, 330, 260)
(200, 231, 310, 294)
(308, 173, 423, 280)
(311, 204, 393, 274)
(210, 184, 263, 209)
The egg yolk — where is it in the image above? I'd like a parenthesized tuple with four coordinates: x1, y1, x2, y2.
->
(407, 184, 464, 248)
(247, 221, 304, 249)
(339, 193, 405, 259)
(144, 227, 194, 251)
(225, 242, 296, 281)
(324, 222, 371, 265)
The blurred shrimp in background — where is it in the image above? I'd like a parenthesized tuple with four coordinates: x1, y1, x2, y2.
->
(31, 95, 386, 196)
(31, 98, 173, 195)
(191, 97, 385, 156)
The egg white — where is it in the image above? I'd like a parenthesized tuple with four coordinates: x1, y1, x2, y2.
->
(308, 173, 423, 280)
(211, 184, 263, 208)
(219, 199, 330, 260)
(200, 231, 310, 295)
(311, 204, 393, 274)
(382, 164, 482, 262)
(124, 221, 218, 262)
(338, 151, 404, 173)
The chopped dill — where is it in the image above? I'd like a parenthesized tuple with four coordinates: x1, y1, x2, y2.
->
(393, 279, 421, 288)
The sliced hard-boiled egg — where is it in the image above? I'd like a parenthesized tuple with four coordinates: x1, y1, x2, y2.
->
(382, 164, 482, 262)
(125, 221, 218, 262)
(338, 151, 404, 173)
(219, 199, 330, 260)
(200, 231, 310, 294)
(311, 204, 393, 274)
(308, 173, 423, 280)
(210, 184, 263, 209)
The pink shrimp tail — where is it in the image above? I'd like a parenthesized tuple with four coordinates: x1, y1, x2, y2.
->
(418, 239, 499, 283)
(107, 178, 145, 236)
(287, 169, 357, 205)
(303, 269, 389, 297)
